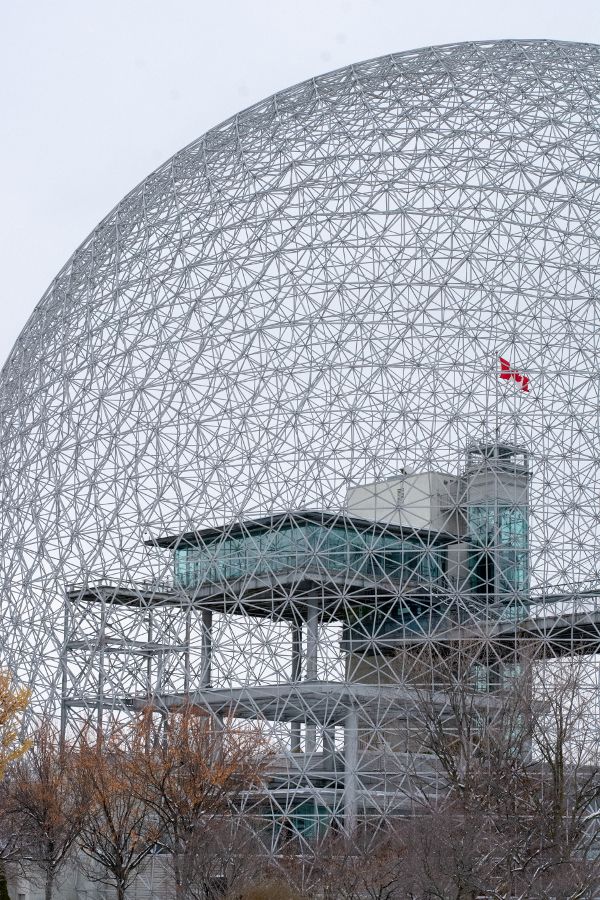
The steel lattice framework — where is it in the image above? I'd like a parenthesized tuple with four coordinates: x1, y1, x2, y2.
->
(3, 38, 600, 853)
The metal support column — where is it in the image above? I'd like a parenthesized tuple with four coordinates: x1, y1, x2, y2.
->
(305, 604, 319, 754)
(290, 621, 302, 752)
(146, 609, 153, 700)
(305, 604, 318, 680)
(201, 608, 213, 689)
(97, 597, 107, 744)
(184, 606, 191, 695)
(322, 724, 336, 757)
(344, 703, 358, 836)
(59, 595, 69, 750)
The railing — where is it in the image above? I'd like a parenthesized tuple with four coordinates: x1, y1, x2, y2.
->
(66, 577, 178, 596)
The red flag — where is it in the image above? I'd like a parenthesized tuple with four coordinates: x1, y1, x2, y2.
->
(499, 357, 529, 392)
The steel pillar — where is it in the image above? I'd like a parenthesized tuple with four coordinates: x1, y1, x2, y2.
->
(201, 609, 213, 689)
(344, 704, 358, 835)
(290, 621, 302, 752)
(305, 605, 319, 753)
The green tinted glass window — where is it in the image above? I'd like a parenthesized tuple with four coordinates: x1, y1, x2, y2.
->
(173, 520, 446, 590)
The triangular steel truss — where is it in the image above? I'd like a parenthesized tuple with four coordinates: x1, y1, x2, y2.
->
(2, 37, 600, 872)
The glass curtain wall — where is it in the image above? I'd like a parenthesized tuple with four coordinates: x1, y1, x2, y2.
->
(173, 521, 446, 591)
(468, 503, 529, 601)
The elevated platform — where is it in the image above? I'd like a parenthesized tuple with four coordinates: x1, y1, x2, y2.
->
(65, 581, 600, 657)
(66, 572, 440, 623)
(62, 677, 503, 722)
(62, 680, 418, 720)
(353, 598, 600, 657)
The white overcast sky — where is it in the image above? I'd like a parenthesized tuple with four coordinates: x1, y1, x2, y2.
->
(1, 0, 599, 367)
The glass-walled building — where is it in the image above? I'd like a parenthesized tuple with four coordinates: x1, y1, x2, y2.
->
(464, 443, 530, 611)
(170, 512, 448, 592)
(148, 442, 531, 650)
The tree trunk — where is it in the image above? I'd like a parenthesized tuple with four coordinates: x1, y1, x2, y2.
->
(45, 867, 54, 900)
(0, 862, 9, 900)
(117, 882, 127, 900)
(173, 845, 186, 897)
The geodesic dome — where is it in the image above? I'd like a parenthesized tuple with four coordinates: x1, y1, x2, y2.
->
(2, 37, 600, 714)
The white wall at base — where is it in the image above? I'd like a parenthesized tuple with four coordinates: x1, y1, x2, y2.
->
(7, 855, 172, 900)
(9, 863, 81, 900)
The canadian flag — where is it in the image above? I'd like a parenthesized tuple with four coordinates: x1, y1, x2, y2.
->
(499, 357, 529, 393)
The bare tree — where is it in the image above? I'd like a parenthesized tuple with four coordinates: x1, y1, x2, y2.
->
(2, 720, 90, 900)
(178, 817, 272, 900)
(293, 829, 406, 900)
(0, 781, 31, 900)
(128, 704, 272, 898)
(405, 646, 600, 898)
(527, 658, 600, 891)
(75, 728, 161, 900)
